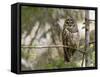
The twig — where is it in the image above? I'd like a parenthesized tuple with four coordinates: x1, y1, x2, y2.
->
(81, 53, 85, 67)
(89, 41, 95, 44)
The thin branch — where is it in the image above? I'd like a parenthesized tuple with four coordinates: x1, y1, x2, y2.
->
(89, 41, 95, 44)
(85, 18, 95, 21)
(21, 45, 86, 54)
(81, 53, 85, 67)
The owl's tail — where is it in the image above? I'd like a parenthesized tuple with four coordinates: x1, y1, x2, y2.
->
(63, 46, 71, 62)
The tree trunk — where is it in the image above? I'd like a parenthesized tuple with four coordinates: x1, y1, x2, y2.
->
(85, 10, 90, 67)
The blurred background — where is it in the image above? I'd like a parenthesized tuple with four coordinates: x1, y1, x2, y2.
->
(21, 6, 95, 71)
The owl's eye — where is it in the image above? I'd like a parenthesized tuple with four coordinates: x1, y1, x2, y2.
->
(65, 21, 69, 25)
(66, 21, 69, 24)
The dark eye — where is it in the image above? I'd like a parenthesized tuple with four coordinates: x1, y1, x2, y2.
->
(65, 20, 69, 24)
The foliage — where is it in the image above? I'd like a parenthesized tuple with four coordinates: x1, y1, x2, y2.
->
(42, 58, 78, 69)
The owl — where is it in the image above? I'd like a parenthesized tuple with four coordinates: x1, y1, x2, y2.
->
(62, 16, 79, 62)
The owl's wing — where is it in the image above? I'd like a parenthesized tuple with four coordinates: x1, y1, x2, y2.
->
(62, 29, 72, 62)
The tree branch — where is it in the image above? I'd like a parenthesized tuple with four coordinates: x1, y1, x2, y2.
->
(89, 41, 95, 44)
(21, 45, 86, 54)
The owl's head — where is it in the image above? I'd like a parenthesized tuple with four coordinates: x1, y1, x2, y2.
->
(64, 16, 78, 33)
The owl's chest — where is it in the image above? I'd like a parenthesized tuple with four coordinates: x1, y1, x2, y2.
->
(64, 29, 79, 41)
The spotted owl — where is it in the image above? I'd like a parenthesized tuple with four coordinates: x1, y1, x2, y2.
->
(62, 16, 79, 62)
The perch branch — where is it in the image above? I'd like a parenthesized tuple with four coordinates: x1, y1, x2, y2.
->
(21, 45, 86, 54)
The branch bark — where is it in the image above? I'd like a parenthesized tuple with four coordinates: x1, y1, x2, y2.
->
(85, 10, 90, 67)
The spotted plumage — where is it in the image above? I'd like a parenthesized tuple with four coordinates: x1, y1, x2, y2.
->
(62, 16, 79, 62)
